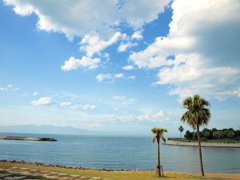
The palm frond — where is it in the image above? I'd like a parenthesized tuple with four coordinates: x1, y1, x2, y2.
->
(181, 94, 211, 129)
(151, 127, 158, 134)
(161, 136, 166, 142)
(151, 127, 168, 143)
(152, 137, 156, 143)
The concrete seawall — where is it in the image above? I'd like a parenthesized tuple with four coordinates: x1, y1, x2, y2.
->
(0, 136, 57, 141)
(163, 140, 240, 148)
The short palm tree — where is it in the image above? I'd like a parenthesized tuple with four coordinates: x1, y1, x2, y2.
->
(180, 94, 211, 176)
(151, 127, 168, 177)
(178, 126, 184, 140)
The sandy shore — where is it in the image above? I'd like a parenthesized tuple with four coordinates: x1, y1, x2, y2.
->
(163, 140, 240, 148)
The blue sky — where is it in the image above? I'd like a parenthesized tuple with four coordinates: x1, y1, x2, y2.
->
(0, 0, 240, 136)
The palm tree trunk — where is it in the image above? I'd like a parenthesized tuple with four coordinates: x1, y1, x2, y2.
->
(197, 125, 204, 176)
(157, 137, 161, 177)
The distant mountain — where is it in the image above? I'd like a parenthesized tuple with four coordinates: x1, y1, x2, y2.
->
(0, 124, 105, 135)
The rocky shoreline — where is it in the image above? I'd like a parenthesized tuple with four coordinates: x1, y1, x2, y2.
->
(0, 136, 57, 141)
(0, 160, 142, 171)
(163, 140, 240, 148)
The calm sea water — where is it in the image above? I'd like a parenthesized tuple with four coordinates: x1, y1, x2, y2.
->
(0, 133, 239, 174)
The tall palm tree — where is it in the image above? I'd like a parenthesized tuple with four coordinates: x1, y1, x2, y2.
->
(180, 94, 211, 176)
(151, 127, 168, 177)
(178, 126, 184, 140)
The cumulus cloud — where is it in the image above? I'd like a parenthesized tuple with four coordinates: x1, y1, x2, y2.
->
(136, 110, 171, 122)
(33, 92, 39, 96)
(131, 31, 143, 39)
(113, 96, 137, 105)
(71, 105, 83, 109)
(123, 65, 135, 70)
(117, 31, 143, 52)
(128, 76, 135, 79)
(118, 42, 137, 52)
(0, 87, 7, 91)
(4, 0, 171, 71)
(3, 0, 170, 40)
(129, 0, 240, 100)
(0, 85, 19, 91)
(60, 102, 71, 106)
(31, 97, 56, 106)
(108, 110, 171, 123)
(80, 32, 125, 57)
(96, 73, 125, 82)
(96, 74, 113, 82)
(115, 73, 124, 78)
(71, 104, 96, 110)
(82, 104, 97, 110)
(61, 56, 101, 71)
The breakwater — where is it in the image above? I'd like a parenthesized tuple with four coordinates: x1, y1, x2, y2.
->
(163, 140, 240, 148)
(0, 136, 57, 141)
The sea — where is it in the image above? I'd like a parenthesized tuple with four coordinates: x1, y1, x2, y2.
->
(0, 133, 239, 174)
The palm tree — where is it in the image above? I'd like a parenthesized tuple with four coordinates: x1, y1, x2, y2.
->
(178, 126, 184, 140)
(180, 94, 211, 176)
(151, 127, 168, 177)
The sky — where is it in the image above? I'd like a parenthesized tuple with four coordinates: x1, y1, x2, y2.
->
(0, 0, 240, 136)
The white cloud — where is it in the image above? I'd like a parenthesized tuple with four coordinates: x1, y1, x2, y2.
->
(4, 0, 170, 40)
(96, 73, 125, 82)
(4, 0, 170, 72)
(113, 96, 126, 101)
(61, 56, 101, 71)
(136, 113, 151, 121)
(123, 65, 135, 70)
(31, 97, 56, 106)
(71, 105, 83, 109)
(117, 31, 142, 52)
(122, 98, 137, 105)
(131, 31, 143, 39)
(129, 0, 240, 100)
(0, 85, 19, 91)
(118, 42, 136, 52)
(33, 92, 39, 96)
(82, 104, 96, 110)
(113, 96, 137, 105)
(60, 102, 71, 106)
(96, 74, 113, 82)
(71, 104, 96, 110)
(115, 73, 124, 78)
(128, 76, 135, 79)
(136, 110, 171, 122)
(80, 32, 125, 57)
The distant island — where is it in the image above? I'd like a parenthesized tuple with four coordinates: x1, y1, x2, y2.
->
(0, 136, 57, 141)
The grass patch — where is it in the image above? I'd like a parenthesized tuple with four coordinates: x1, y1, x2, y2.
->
(1, 162, 238, 180)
